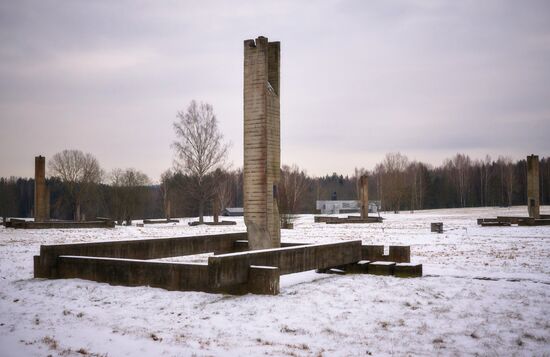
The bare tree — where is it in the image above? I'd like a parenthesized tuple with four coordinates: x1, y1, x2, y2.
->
(445, 153, 472, 207)
(160, 170, 173, 219)
(172, 100, 229, 223)
(110, 168, 150, 225)
(278, 165, 309, 226)
(496, 156, 514, 207)
(212, 169, 235, 222)
(477, 155, 492, 206)
(49, 149, 103, 221)
(379, 152, 409, 212)
(407, 161, 428, 212)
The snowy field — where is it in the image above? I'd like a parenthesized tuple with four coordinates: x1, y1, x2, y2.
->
(1, 206, 549, 356)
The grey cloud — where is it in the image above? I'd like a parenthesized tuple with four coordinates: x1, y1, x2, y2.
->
(1, 0, 549, 180)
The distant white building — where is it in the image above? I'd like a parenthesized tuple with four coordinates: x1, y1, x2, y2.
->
(316, 200, 380, 215)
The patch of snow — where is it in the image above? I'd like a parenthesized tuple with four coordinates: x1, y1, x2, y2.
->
(1, 207, 549, 356)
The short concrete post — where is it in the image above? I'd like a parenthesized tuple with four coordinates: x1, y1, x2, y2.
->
(431, 222, 443, 233)
(248, 265, 279, 295)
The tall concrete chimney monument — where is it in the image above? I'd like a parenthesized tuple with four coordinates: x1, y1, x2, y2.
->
(527, 154, 540, 218)
(360, 175, 369, 219)
(34, 156, 49, 222)
(243, 36, 281, 249)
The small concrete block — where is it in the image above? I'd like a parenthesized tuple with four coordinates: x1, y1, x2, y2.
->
(368, 261, 396, 276)
(431, 222, 443, 233)
(394, 263, 422, 278)
(345, 260, 371, 274)
(248, 265, 279, 295)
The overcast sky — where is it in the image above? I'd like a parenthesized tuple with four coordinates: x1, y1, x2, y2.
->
(1, 0, 549, 182)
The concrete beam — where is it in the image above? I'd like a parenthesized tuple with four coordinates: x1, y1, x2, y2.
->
(208, 240, 362, 288)
(54, 256, 211, 292)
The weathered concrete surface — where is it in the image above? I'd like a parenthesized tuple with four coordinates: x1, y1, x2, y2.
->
(394, 263, 423, 278)
(431, 222, 443, 233)
(55, 256, 211, 292)
(34, 156, 49, 223)
(243, 36, 281, 250)
(34, 235, 418, 293)
(388, 246, 411, 263)
(527, 154, 540, 218)
(361, 245, 410, 263)
(368, 261, 396, 275)
(35, 232, 247, 278)
(480, 221, 511, 227)
(208, 240, 362, 288)
(477, 218, 499, 225)
(360, 175, 369, 219)
(518, 218, 550, 226)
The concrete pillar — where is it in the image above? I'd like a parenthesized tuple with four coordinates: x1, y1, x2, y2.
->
(34, 156, 49, 222)
(360, 175, 369, 219)
(527, 154, 540, 218)
(243, 36, 281, 249)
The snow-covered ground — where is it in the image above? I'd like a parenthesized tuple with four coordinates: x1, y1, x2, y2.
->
(1, 206, 549, 356)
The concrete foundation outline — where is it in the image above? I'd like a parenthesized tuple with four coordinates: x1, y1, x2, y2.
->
(32, 35, 421, 295)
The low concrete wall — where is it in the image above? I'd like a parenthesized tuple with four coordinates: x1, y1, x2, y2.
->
(7, 220, 115, 229)
(36, 232, 247, 278)
(56, 256, 211, 292)
(208, 241, 363, 288)
(34, 234, 416, 295)
(314, 216, 382, 224)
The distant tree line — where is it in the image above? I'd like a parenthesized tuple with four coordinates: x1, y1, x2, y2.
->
(1, 100, 548, 220)
(2, 153, 548, 221)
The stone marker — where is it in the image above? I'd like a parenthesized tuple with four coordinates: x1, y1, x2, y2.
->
(360, 174, 369, 219)
(34, 156, 49, 223)
(431, 222, 443, 233)
(527, 154, 540, 219)
(243, 36, 281, 250)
